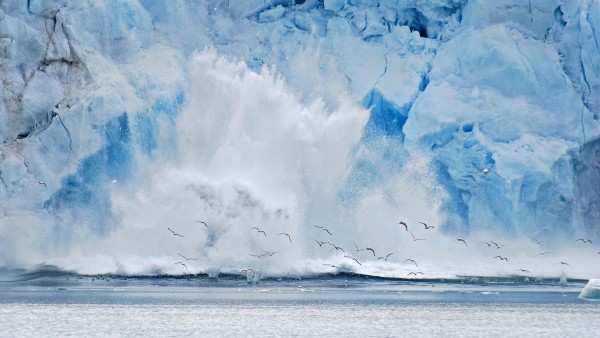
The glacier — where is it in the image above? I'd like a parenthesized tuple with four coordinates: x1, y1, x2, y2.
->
(0, 0, 599, 279)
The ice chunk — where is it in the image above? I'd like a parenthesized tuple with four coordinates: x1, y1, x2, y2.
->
(259, 6, 286, 23)
(461, 0, 562, 39)
(578, 279, 600, 300)
(20, 71, 64, 138)
(324, 0, 346, 12)
(0, 154, 27, 187)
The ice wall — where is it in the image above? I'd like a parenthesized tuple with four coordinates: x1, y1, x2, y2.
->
(0, 0, 598, 277)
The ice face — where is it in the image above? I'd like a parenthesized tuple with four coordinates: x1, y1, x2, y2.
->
(0, 1, 598, 277)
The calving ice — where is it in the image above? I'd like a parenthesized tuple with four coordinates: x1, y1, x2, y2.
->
(0, 0, 598, 280)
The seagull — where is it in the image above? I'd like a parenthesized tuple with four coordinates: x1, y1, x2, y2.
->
(403, 259, 418, 268)
(249, 254, 264, 259)
(576, 238, 592, 244)
(474, 168, 505, 180)
(536, 251, 553, 256)
(398, 221, 408, 231)
(530, 237, 546, 245)
(168, 227, 184, 237)
(378, 253, 394, 261)
(38, 181, 47, 188)
(560, 261, 570, 266)
(344, 255, 362, 265)
(410, 231, 425, 241)
(407, 271, 424, 276)
(454, 238, 468, 246)
(328, 243, 345, 253)
(240, 268, 256, 275)
(195, 220, 209, 228)
(419, 222, 434, 230)
(494, 255, 508, 261)
(278, 232, 292, 243)
(518, 269, 531, 273)
(252, 226, 267, 237)
(174, 261, 188, 271)
(483, 241, 493, 247)
(323, 264, 340, 269)
(261, 250, 277, 257)
(315, 225, 333, 236)
(178, 253, 198, 261)
(353, 243, 375, 256)
(314, 239, 330, 247)
(490, 241, 506, 249)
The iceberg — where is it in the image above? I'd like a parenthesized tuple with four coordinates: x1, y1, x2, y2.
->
(0, 0, 598, 278)
(578, 279, 600, 300)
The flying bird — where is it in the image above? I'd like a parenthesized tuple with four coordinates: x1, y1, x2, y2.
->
(490, 241, 505, 249)
(168, 227, 184, 237)
(473, 168, 505, 180)
(174, 261, 188, 271)
(195, 220, 209, 227)
(530, 238, 546, 245)
(419, 222, 434, 230)
(454, 238, 468, 246)
(576, 238, 592, 244)
(353, 242, 375, 256)
(536, 251, 553, 256)
(518, 269, 531, 273)
(560, 261, 570, 266)
(494, 255, 508, 261)
(403, 258, 418, 268)
(328, 243, 345, 253)
(344, 256, 362, 265)
(38, 181, 47, 188)
(315, 225, 333, 236)
(178, 253, 198, 261)
(252, 226, 267, 237)
(314, 239, 330, 247)
(278, 232, 292, 243)
(261, 250, 277, 257)
(240, 268, 256, 275)
(323, 264, 340, 269)
(378, 253, 394, 261)
(398, 221, 408, 231)
(407, 271, 424, 276)
(410, 231, 425, 241)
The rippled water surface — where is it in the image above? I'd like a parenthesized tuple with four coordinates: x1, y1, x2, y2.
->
(2, 275, 599, 337)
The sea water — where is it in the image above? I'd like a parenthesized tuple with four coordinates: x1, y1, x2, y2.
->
(1, 275, 599, 337)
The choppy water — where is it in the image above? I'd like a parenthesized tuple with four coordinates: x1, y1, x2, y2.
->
(1, 273, 599, 337)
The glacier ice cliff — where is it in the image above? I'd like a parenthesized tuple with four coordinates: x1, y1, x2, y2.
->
(0, 0, 598, 278)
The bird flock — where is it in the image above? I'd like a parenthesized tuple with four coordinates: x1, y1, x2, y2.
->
(165, 218, 598, 281)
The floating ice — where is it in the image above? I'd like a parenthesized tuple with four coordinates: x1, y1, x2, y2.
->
(578, 279, 600, 300)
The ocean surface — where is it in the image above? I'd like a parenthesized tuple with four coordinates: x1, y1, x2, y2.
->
(1, 271, 599, 337)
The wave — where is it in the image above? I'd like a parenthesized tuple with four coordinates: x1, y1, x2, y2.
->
(0, 261, 591, 290)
